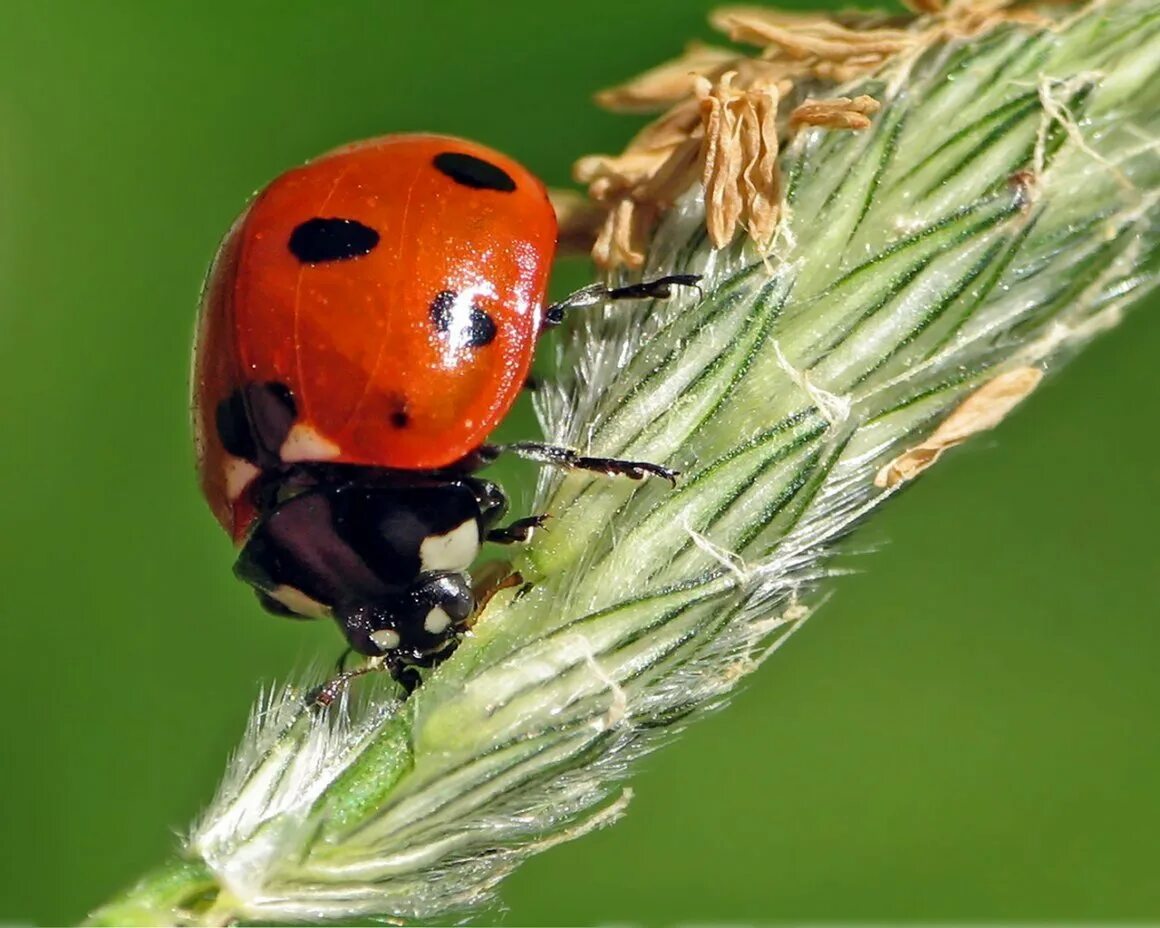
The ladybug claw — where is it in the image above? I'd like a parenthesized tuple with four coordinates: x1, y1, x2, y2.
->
(615, 460, 679, 485)
(487, 514, 549, 545)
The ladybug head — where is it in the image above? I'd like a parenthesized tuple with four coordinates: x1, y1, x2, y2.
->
(337, 572, 475, 660)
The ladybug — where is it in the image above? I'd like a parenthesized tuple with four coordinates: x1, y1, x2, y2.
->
(192, 133, 696, 689)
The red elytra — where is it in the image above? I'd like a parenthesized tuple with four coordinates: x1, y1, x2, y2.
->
(192, 134, 558, 542)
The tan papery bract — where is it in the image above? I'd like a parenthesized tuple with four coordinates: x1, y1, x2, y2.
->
(874, 367, 1046, 488)
(561, 0, 1055, 268)
(593, 41, 741, 113)
(710, 7, 914, 59)
(790, 94, 883, 131)
(696, 73, 782, 248)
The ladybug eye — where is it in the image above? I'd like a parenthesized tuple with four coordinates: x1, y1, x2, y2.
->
(432, 152, 516, 193)
(288, 217, 380, 263)
(429, 289, 497, 348)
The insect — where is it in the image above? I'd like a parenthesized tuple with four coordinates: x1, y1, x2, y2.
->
(192, 133, 697, 690)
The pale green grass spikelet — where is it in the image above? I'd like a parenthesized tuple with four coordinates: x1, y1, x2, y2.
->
(90, 1, 1160, 923)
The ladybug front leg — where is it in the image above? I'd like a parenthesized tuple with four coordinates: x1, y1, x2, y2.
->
(306, 656, 387, 708)
(470, 559, 526, 614)
(480, 441, 678, 485)
(308, 650, 434, 705)
(544, 274, 702, 325)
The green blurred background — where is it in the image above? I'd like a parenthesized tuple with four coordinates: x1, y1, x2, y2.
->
(2, 1, 1158, 924)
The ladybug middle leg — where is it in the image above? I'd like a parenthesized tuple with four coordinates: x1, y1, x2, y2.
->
(544, 274, 702, 325)
(476, 441, 678, 485)
(470, 559, 526, 614)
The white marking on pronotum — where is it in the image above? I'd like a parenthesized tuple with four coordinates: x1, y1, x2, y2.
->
(279, 423, 342, 462)
(419, 519, 480, 572)
(423, 606, 452, 636)
(224, 456, 260, 501)
(370, 628, 401, 651)
(267, 585, 330, 619)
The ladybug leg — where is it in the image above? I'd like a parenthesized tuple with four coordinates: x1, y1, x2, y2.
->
(394, 664, 425, 697)
(605, 274, 704, 302)
(307, 645, 439, 707)
(486, 514, 548, 544)
(306, 655, 387, 708)
(471, 560, 526, 614)
(484, 441, 678, 486)
(387, 645, 456, 696)
(544, 274, 702, 325)
(335, 647, 356, 674)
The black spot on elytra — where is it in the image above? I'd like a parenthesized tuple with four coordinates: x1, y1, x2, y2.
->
(388, 394, 411, 429)
(428, 289, 497, 348)
(429, 290, 456, 331)
(465, 307, 497, 347)
(432, 152, 516, 192)
(216, 382, 296, 466)
(288, 218, 380, 263)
